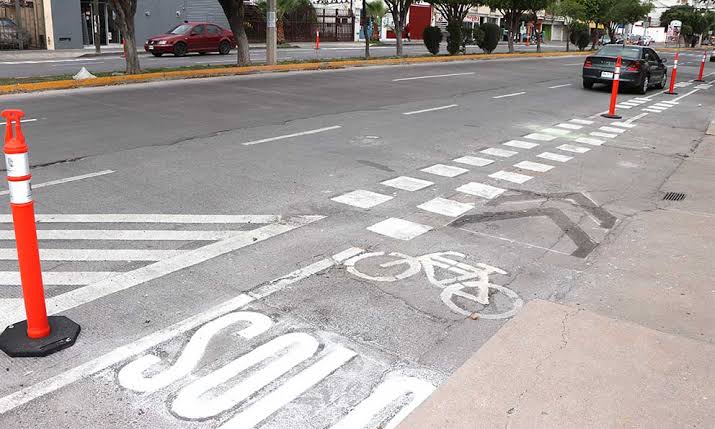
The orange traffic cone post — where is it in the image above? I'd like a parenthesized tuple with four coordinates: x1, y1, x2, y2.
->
(0, 109, 80, 358)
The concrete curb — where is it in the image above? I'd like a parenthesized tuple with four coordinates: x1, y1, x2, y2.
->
(0, 50, 588, 95)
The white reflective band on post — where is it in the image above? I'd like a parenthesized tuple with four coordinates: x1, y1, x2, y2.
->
(5, 153, 29, 178)
(8, 180, 32, 204)
(267, 11, 276, 28)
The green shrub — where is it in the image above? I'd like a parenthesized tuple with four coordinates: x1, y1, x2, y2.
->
(576, 31, 590, 51)
(569, 22, 588, 45)
(472, 25, 485, 47)
(446, 21, 463, 55)
(479, 23, 500, 54)
(422, 26, 443, 55)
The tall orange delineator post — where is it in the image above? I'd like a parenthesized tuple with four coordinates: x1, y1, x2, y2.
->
(695, 50, 707, 82)
(0, 109, 80, 358)
(665, 52, 679, 95)
(315, 30, 320, 50)
(602, 56, 623, 120)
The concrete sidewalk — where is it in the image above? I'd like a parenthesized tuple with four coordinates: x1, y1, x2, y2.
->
(399, 128, 715, 428)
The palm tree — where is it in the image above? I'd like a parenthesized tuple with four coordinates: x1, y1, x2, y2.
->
(366, 0, 387, 40)
(256, 0, 313, 44)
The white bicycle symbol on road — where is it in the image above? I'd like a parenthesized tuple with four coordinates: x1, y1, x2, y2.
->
(344, 251, 523, 319)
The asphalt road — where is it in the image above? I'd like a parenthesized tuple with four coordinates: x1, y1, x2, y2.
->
(0, 42, 569, 79)
(0, 52, 712, 428)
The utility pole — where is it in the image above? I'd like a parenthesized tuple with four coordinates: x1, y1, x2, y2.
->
(93, 0, 101, 54)
(14, 0, 23, 50)
(363, 0, 370, 58)
(266, 0, 277, 65)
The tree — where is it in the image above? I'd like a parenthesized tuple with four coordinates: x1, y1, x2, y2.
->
(526, 0, 555, 53)
(384, 0, 413, 56)
(608, 0, 652, 43)
(479, 22, 501, 53)
(552, 0, 585, 52)
(366, 0, 388, 40)
(423, 26, 443, 54)
(256, 0, 313, 44)
(427, 0, 482, 54)
(484, 0, 531, 53)
(107, 0, 140, 74)
(218, 0, 251, 66)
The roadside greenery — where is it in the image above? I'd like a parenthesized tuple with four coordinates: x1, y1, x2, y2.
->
(478, 23, 500, 53)
(423, 26, 444, 54)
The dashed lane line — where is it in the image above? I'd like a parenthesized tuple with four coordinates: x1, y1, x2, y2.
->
(492, 91, 526, 99)
(403, 104, 458, 115)
(0, 118, 38, 126)
(242, 126, 342, 146)
(0, 170, 114, 196)
(548, 83, 572, 89)
(392, 72, 475, 82)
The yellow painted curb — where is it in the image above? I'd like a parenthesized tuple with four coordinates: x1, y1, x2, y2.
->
(0, 50, 589, 95)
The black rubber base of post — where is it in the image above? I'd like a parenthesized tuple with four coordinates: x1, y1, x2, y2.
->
(694, 79, 705, 82)
(664, 91, 679, 95)
(0, 316, 81, 357)
(601, 113, 622, 119)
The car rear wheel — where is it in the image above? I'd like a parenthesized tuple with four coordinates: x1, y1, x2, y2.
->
(151, 52, 163, 57)
(173, 42, 187, 57)
(637, 75, 649, 95)
(583, 79, 594, 89)
(656, 73, 666, 89)
(219, 40, 231, 55)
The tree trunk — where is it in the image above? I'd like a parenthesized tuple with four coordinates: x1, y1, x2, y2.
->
(364, 18, 370, 58)
(228, 5, 251, 66)
(278, 18, 285, 45)
(507, 24, 515, 53)
(123, 23, 140, 74)
(394, 15, 403, 56)
(565, 27, 570, 52)
(536, 26, 541, 53)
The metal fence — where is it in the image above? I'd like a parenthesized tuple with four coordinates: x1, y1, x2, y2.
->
(245, 6, 354, 43)
(0, 0, 45, 50)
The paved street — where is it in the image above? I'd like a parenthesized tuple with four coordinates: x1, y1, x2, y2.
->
(0, 51, 713, 428)
(0, 42, 570, 79)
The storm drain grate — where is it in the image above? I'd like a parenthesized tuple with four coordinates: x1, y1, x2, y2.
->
(663, 192, 686, 201)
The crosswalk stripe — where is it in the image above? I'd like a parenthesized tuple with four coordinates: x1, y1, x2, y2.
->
(0, 248, 184, 261)
(0, 214, 284, 224)
(0, 271, 118, 285)
(0, 230, 241, 241)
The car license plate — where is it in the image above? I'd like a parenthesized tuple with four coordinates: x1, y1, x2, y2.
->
(601, 71, 614, 79)
(148, 45, 154, 50)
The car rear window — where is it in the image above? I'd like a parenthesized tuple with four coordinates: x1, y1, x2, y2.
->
(596, 46, 641, 60)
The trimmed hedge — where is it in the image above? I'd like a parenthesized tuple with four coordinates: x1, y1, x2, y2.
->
(423, 26, 443, 55)
(479, 23, 500, 54)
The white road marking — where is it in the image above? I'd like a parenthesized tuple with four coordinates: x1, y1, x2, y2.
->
(0, 229, 242, 241)
(548, 84, 572, 89)
(420, 164, 468, 177)
(557, 144, 590, 153)
(118, 312, 273, 393)
(330, 375, 435, 429)
(503, 140, 539, 149)
(418, 197, 474, 217)
(0, 118, 39, 126)
(489, 170, 532, 184)
(331, 190, 393, 209)
(458, 227, 571, 256)
(242, 126, 342, 146)
(541, 128, 571, 136)
(0, 214, 285, 224)
(556, 123, 582, 130)
(625, 112, 649, 123)
(615, 104, 633, 109)
(392, 72, 474, 81)
(652, 103, 672, 108)
(0, 248, 354, 414)
(403, 104, 458, 115)
(590, 131, 618, 139)
(0, 215, 323, 329)
(642, 108, 664, 113)
(221, 347, 358, 429)
(523, 133, 557, 141)
(537, 152, 573, 162)
(569, 119, 594, 125)
(514, 160, 554, 172)
(492, 91, 526, 99)
(456, 182, 506, 199)
(611, 122, 637, 129)
(632, 97, 651, 102)
(367, 218, 432, 240)
(0, 271, 117, 286)
(381, 176, 433, 192)
(644, 105, 668, 111)
(659, 100, 679, 105)
(480, 147, 518, 158)
(598, 126, 626, 134)
(672, 89, 700, 102)
(0, 170, 115, 196)
(694, 84, 712, 89)
(575, 137, 604, 146)
(453, 156, 494, 167)
(0, 248, 183, 261)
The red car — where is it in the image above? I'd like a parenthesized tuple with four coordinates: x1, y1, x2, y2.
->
(144, 22, 236, 57)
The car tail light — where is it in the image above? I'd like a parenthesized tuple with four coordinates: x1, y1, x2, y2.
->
(627, 61, 640, 71)
(584, 58, 593, 68)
